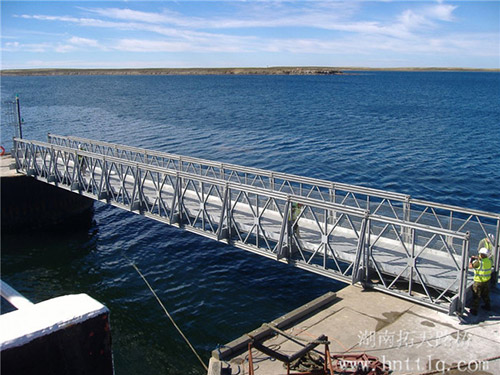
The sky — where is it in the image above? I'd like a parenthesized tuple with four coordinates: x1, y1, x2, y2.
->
(1, 1, 499, 70)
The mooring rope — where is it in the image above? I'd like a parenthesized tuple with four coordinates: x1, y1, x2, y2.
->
(124, 255, 208, 372)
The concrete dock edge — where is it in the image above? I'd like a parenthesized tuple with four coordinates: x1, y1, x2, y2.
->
(212, 291, 337, 361)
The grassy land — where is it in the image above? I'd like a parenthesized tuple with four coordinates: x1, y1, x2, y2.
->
(1, 66, 498, 76)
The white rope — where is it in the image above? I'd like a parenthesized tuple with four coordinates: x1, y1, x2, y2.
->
(125, 255, 208, 372)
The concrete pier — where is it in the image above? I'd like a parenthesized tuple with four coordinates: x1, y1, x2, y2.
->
(209, 285, 500, 374)
(1, 155, 94, 231)
(0, 282, 113, 375)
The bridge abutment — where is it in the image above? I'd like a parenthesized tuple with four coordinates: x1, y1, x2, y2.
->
(1, 155, 94, 232)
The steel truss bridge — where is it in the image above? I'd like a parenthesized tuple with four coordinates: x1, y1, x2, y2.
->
(12, 134, 500, 315)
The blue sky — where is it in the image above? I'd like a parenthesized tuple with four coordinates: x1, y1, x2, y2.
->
(1, 1, 499, 69)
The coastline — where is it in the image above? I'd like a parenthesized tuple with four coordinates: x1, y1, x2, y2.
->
(1, 66, 498, 77)
(0, 67, 342, 77)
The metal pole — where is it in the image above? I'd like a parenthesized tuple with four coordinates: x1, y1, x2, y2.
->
(493, 219, 500, 288)
(364, 218, 371, 285)
(409, 228, 415, 295)
(458, 232, 470, 314)
(15, 94, 23, 139)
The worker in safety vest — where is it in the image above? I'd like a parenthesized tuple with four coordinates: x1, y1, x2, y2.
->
(468, 247, 492, 315)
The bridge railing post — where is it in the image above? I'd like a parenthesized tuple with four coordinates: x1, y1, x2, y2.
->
(12, 138, 20, 171)
(216, 184, 231, 241)
(71, 149, 82, 192)
(408, 228, 416, 296)
(493, 220, 500, 289)
(456, 232, 471, 315)
(329, 184, 336, 224)
(364, 217, 372, 286)
(26, 142, 38, 177)
(402, 196, 411, 244)
(277, 198, 291, 260)
(130, 164, 143, 212)
(169, 173, 183, 226)
(352, 212, 369, 285)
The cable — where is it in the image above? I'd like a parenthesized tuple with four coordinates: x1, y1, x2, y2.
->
(124, 255, 208, 372)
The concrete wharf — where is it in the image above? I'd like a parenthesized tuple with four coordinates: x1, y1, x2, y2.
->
(209, 284, 500, 375)
(8, 134, 500, 317)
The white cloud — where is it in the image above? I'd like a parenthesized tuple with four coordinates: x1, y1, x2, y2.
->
(68, 36, 100, 47)
(5, 41, 20, 49)
(115, 39, 191, 52)
(83, 7, 179, 24)
(55, 44, 77, 53)
(427, 4, 457, 22)
(2, 42, 50, 53)
(114, 36, 254, 53)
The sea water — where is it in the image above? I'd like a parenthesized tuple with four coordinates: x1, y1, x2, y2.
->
(1, 71, 499, 374)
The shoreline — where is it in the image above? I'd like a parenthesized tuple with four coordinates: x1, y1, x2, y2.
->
(0, 67, 342, 77)
(1, 66, 498, 76)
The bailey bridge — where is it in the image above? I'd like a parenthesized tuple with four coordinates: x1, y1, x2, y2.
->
(11, 134, 500, 315)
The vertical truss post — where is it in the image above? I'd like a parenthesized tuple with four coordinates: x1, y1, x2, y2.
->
(47, 145, 56, 183)
(100, 157, 110, 201)
(176, 173, 184, 225)
(364, 217, 372, 285)
(448, 211, 454, 249)
(352, 213, 368, 285)
(329, 183, 336, 224)
(457, 232, 471, 314)
(168, 174, 178, 225)
(277, 197, 291, 260)
(403, 196, 411, 243)
(219, 163, 225, 181)
(493, 220, 500, 288)
(216, 184, 230, 241)
(70, 149, 81, 192)
(13, 138, 20, 171)
(323, 209, 328, 268)
(26, 142, 35, 176)
(409, 228, 416, 295)
(131, 164, 144, 212)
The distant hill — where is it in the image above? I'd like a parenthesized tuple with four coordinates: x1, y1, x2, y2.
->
(0, 67, 343, 76)
(1, 66, 498, 76)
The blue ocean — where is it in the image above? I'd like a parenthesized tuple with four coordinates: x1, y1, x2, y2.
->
(1, 71, 499, 374)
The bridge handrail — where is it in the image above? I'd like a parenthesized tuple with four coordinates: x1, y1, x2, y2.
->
(46, 134, 500, 222)
(15, 138, 470, 240)
(46, 134, 409, 201)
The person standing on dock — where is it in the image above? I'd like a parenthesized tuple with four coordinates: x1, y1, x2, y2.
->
(469, 247, 492, 315)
